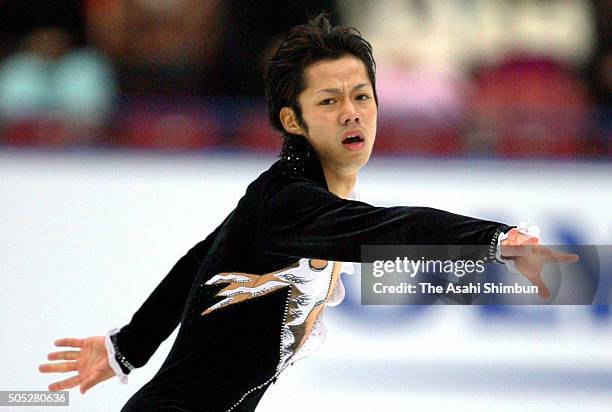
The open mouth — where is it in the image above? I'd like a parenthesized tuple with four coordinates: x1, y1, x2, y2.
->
(342, 135, 364, 145)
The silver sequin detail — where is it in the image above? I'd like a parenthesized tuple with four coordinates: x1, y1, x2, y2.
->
(277, 272, 308, 284)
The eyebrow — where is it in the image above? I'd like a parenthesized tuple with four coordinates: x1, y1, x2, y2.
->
(315, 83, 371, 94)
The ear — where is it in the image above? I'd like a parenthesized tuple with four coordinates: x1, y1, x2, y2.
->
(279, 107, 305, 136)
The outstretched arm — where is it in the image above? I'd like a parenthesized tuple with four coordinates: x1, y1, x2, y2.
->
(109, 224, 222, 373)
(259, 176, 578, 298)
(41, 223, 223, 392)
(259, 175, 510, 263)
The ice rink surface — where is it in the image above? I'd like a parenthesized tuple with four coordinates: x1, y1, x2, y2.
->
(1, 150, 610, 411)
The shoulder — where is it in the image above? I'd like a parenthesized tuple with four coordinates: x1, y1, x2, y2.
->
(240, 156, 319, 194)
(260, 160, 331, 204)
(244, 135, 330, 202)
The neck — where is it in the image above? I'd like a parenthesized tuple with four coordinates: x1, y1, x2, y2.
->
(321, 163, 357, 199)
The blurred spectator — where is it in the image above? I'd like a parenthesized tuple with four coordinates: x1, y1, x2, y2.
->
(375, 58, 470, 122)
(0, 0, 608, 157)
(469, 56, 590, 157)
(587, 0, 611, 154)
(338, 0, 599, 157)
(373, 57, 469, 156)
(203, 0, 340, 151)
(0, 0, 86, 54)
(85, 0, 224, 97)
(202, 0, 339, 97)
(85, 0, 339, 98)
(0, 0, 115, 146)
(592, 51, 612, 138)
(84, 0, 338, 149)
(338, 0, 595, 71)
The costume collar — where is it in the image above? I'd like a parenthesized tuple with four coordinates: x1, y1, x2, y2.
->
(279, 134, 329, 191)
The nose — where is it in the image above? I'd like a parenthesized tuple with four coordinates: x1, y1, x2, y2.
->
(339, 100, 361, 125)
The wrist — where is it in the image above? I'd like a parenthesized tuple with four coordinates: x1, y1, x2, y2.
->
(104, 328, 131, 384)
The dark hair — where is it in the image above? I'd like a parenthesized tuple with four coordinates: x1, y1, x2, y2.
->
(265, 13, 378, 135)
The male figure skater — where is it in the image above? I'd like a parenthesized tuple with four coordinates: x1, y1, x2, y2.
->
(40, 14, 577, 411)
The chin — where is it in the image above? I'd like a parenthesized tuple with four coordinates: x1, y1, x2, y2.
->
(349, 155, 370, 171)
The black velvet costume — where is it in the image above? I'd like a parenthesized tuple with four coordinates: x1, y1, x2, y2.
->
(115, 135, 512, 411)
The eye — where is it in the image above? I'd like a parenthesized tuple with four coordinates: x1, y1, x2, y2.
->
(355, 94, 370, 101)
(319, 98, 335, 105)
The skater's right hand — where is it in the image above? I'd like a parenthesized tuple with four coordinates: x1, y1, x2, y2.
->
(39, 336, 116, 394)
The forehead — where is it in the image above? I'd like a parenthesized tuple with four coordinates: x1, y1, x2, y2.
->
(302, 56, 370, 91)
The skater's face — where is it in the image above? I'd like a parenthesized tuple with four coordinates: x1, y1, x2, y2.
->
(280, 55, 377, 174)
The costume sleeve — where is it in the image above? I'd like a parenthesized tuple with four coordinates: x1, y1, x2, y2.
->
(259, 175, 512, 263)
(109, 226, 220, 372)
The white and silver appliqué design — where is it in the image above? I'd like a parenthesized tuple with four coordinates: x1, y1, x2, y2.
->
(201, 258, 350, 372)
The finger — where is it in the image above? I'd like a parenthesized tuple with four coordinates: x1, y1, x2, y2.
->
(48, 375, 80, 391)
(551, 252, 580, 264)
(39, 361, 77, 373)
(48, 351, 79, 361)
(54, 338, 83, 348)
(525, 244, 549, 261)
(532, 246, 580, 265)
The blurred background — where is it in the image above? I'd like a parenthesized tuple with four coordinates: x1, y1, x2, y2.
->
(0, 1, 611, 411)
(0, 0, 610, 156)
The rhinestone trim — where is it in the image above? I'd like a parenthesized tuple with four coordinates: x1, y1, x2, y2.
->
(224, 286, 293, 412)
(109, 333, 135, 372)
(484, 227, 505, 264)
